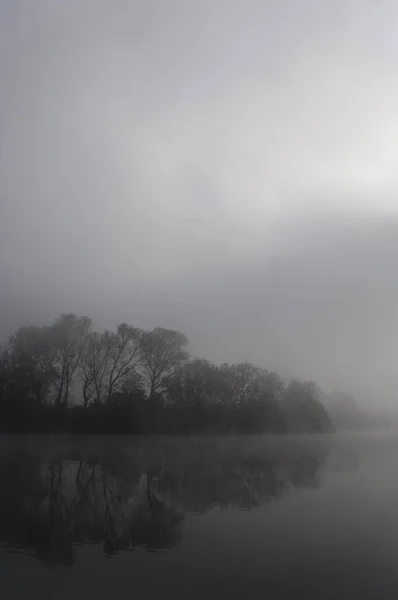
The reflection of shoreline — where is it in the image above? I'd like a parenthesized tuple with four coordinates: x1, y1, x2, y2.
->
(0, 438, 332, 565)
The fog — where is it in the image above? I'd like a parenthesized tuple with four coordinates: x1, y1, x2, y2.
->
(1, 1, 398, 406)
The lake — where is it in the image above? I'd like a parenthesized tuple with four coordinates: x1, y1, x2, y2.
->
(1, 433, 398, 599)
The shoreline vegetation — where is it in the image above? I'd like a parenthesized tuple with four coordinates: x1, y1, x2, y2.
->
(0, 313, 362, 435)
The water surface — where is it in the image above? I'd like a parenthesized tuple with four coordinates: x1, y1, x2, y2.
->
(1, 433, 398, 599)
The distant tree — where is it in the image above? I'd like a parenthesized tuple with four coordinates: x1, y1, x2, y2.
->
(0, 312, 339, 435)
(211, 362, 282, 406)
(51, 314, 92, 406)
(167, 359, 217, 408)
(103, 324, 142, 403)
(79, 331, 108, 407)
(324, 390, 366, 431)
(218, 362, 258, 406)
(0, 350, 29, 412)
(79, 324, 142, 406)
(165, 360, 285, 432)
(281, 380, 334, 433)
(7, 325, 58, 404)
(139, 328, 189, 399)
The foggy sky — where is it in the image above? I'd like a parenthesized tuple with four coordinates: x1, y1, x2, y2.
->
(2, 1, 398, 405)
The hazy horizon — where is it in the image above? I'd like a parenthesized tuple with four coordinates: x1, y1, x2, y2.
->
(2, 1, 398, 407)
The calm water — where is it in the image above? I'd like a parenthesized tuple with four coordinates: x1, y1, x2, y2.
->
(1, 433, 398, 599)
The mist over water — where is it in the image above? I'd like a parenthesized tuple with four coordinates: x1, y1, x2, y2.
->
(1, 433, 398, 599)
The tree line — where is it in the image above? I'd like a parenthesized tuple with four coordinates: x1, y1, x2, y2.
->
(0, 313, 335, 434)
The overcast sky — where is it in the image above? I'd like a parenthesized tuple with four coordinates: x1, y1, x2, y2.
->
(2, 0, 398, 404)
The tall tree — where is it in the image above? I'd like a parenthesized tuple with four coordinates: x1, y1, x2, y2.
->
(103, 324, 142, 403)
(79, 325, 142, 406)
(139, 328, 189, 398)
(79, 331, 109, 407)
(51, 314, 92, 406)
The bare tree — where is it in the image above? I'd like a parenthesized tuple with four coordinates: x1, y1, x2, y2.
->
(103, 324, 142, 403)
(79, 331, 109, 407)
(51, 314, 92, 406)
(139, 327, 189, 398)
(80, 324, 142, 406)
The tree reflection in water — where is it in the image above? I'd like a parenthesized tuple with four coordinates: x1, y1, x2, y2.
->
(0, 438, 332, 565)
